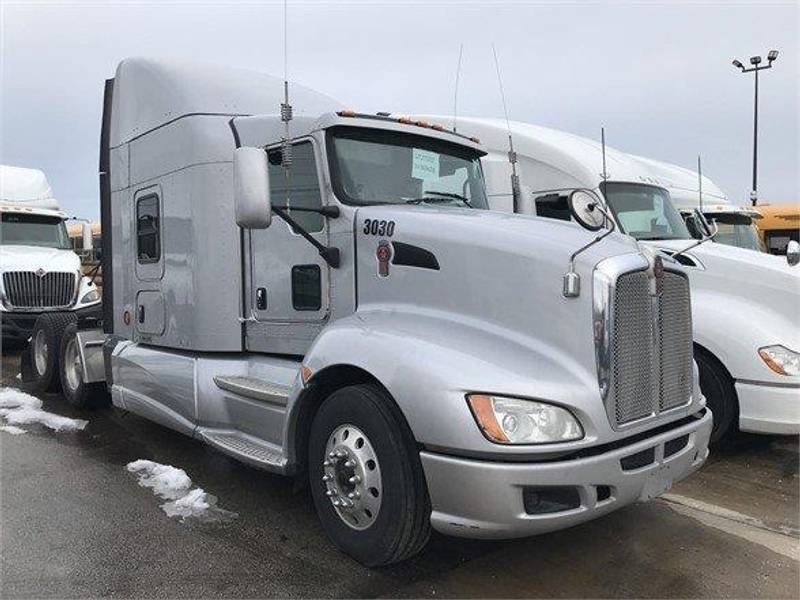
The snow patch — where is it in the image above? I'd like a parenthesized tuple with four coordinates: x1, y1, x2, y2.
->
(0, 387, 88, 432)
(127, 459, 237, 523)
(0, 425, 27, 435)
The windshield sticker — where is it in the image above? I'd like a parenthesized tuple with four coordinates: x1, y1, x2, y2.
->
(412, 149, 439, 181)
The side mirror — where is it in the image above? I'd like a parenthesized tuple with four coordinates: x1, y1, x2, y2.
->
(234, 147, 271, 229)
(82, 222, 93, 251)
(568, 189, 607, 231)
(693, 208, 716, 239)
(787, 240, 800, 266)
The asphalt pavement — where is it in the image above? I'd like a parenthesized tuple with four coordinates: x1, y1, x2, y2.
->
(1, 349, 798, 598)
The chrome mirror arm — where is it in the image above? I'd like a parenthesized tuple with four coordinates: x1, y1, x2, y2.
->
(672, 212, 718, 261)
(563, 203, 617, 298)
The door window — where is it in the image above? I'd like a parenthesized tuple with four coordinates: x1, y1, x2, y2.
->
(268, 142, 323, 233)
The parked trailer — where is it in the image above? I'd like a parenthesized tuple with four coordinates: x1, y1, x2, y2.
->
(62, 59, 711, 565)
(436, 117, 800, 441)
(0, 165, 101, 389)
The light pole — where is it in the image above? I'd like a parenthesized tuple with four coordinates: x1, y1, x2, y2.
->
(732, 50, 778, 206)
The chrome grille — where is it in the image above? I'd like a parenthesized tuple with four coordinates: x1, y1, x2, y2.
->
(612, 271, 657, 423)
(605, 267, 693, 427)
(2, 271, 77, 309)
(658, 273, 693, 411)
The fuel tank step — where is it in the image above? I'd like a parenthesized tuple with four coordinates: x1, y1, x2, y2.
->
(213, 375, 291, 406)
(199, 429, 288, 473)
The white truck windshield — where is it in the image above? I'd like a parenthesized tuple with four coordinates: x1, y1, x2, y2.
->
(603, 183, 691, 241)
(1, 213, 71, 249)
(328, 126, 489, 209)
(707, 213, 765, 252)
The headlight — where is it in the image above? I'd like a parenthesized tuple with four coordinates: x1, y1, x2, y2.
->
(80, 289, 101, 304)
(467, 394, 584, 444)
(758, 345, 800, 376)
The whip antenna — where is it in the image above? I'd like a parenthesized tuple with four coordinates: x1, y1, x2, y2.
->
(600, 127, 608, 183)
(281, 0, 293, 207)
(492, 44, 520, 212)
(453, 44, 463, 133)
(697, 154, 703, 211)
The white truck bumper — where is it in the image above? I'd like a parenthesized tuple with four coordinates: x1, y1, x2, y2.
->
(420, 409, 712, 539)
(737, 381, 800, 435)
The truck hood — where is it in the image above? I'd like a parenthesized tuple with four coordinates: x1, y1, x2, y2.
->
(354, 205, 646, 393)
(650, 238, 800, 355)
(0, 245, 80, 274)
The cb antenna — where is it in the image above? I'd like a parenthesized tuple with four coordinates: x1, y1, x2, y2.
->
(600, 127, 608, 184)
(452, 44, 463, 133)
(280, 0, 293, 206)
(492, 44, 520, 213)
(697, 154, 703, 212)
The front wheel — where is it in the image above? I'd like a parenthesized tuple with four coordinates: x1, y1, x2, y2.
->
(308, 384, 431, 566)
(696, 350, 738, 445)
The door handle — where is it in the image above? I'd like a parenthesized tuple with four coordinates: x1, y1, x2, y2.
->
(256, 287, 267, 310)
(138, 304, 145, 323)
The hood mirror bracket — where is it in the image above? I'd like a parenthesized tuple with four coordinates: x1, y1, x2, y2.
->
(563, 189, 616, 298)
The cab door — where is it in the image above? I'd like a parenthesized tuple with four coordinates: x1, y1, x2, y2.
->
(245, 139, 330, 354)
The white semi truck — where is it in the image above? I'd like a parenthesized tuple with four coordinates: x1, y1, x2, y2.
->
(624, 154, 765, 253)
(442, 117, 799, 442)
(58, 59, 711, 565)
(0, 165, 101, 385)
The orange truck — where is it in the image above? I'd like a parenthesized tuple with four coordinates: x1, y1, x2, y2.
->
(756, 204, 800, 255)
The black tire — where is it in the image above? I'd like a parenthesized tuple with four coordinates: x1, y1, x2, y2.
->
(696, 349, 738, 445)
(308, 384, 431, 567)
(59, 323, 109, 409)
(27, 313, 77, 394)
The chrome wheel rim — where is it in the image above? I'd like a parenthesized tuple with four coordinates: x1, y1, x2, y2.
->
(63, 337, 81, 392)
(33, 330, 48, 376)
(322, 424, 382, 530)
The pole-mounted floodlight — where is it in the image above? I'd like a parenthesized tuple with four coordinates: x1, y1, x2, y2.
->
(732, 49, 779, 206)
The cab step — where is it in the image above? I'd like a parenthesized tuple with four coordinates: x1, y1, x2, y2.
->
(213, 375, 291, 406)
(199, 429, 288, 473)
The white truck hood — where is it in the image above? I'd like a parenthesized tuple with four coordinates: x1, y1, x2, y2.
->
(0, 245, 81, 274)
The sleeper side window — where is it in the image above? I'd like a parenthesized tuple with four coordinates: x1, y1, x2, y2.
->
(535, 193, 572, 222)
(268, 141, 324, 233)
(136, 195, 160, 264)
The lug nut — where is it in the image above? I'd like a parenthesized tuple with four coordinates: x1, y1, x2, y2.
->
(332, 499, 340, 507)
(344, 460, 355, 468)
(348, 475, 361, 484)
(322, 475, 331, 482)
(328, 452, 336, 459)
(336, 450, 347, 458)
(323, 460, 332, 467)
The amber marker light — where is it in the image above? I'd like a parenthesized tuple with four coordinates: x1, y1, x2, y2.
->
(301, 365, 314, 385)
(467, 394, 510, 443)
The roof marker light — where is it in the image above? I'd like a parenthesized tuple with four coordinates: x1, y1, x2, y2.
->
(337, 109, 357, 117)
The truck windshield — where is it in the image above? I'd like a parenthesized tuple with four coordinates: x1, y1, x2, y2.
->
(706, 213, 765, 252)
(1, 213, 71, 249)
(602, 182, 691, 240)
(327, 126, 489, 209)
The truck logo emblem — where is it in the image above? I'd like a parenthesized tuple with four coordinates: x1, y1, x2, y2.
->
(35, 268, 46, 278)
(653, 256, 664, 296)
(376, 241, 392, 278)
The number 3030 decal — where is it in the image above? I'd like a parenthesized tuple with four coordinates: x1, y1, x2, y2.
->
(363, 219, 396, 237)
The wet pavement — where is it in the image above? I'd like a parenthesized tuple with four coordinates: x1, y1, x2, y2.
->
(1, 349, 798, 598)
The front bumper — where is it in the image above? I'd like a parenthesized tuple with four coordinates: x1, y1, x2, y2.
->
(737, 381, 800, 435)
(0, 303, 102, 341)
(421, 409, 712, 539)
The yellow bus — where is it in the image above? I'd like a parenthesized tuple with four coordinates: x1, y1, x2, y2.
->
(756, 204, 800, 255)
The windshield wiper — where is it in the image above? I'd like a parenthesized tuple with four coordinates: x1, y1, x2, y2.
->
(405, 191, 473, 208)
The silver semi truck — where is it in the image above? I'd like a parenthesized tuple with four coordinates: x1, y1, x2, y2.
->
(60, 59, 711, 566)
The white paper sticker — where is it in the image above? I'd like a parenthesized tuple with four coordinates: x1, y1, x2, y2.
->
(412, 149, 439, 181)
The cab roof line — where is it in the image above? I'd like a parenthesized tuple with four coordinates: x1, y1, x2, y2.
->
(335, 110, 482, 145)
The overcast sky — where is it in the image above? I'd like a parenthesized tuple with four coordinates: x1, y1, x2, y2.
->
(1, 0, 797, 219)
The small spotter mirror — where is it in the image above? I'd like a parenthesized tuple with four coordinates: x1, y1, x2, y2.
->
(787, 240, 800, 267)
(568, 189, 606, 232)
